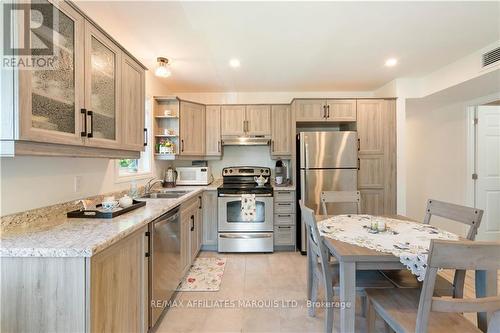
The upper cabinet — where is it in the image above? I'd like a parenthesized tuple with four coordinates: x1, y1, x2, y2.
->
(84, 22, 122, 149)
(3, 0, 146, 158)
(205, 105, 221, 156)
(271, 105, 291, 157)
(221, 105, 246, 136)
(179, 101, 205, 156)
(18, 0, 85, 146)
(294, 99, 356, 122)
(246, 105, 271, 136)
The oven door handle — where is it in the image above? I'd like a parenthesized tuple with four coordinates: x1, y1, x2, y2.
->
(219, 233, 272, 239)
(218, 193, 273, 197)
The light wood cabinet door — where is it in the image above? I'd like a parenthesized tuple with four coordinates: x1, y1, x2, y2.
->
(360, 189, 385, 216)
(326, 99, 356, 122)
(357, 100, 384, 154)
(90, 226, 147, 333)
(84, 21, 122, 149)
(221, 105, 246, 136)
(271, 105, 291, 157)
(18, 0, 85, 146)
(294, 99, 326, 122)
(205, 105, 221, 156)
(180, 101, 205, 155)
(180, 211, 191, 277)
(202, 191, 218, 246)
(121, 54, 145, 151)
(246, 105, 271, 135)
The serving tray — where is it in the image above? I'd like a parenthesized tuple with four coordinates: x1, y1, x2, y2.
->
(67, 200, 146, 219)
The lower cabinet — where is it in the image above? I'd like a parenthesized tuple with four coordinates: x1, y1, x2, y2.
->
(273, 190, 296, 250)
(180, 195, 203, 276)
(1, 226, 149, 333)
(202, 190, 218, 249)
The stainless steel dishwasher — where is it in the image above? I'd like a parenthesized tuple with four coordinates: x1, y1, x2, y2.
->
(149, 206, 181, 329)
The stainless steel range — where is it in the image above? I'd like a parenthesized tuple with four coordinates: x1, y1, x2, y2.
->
(218, 166, 274, 252)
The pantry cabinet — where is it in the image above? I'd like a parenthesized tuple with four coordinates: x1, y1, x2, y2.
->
(271, 104, 292, 157)
(294, 99, 356, 122)
(179, 101, 206, 156)
(2, 0, 146, 158)
(357, 99, 396, 215)
(205, 105, 222, 156)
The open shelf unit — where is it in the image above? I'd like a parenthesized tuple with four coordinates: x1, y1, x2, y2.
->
(153, 96, 180, 159)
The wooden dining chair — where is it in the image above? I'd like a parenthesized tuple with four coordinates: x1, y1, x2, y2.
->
(381, 199, 484, 298)
(300, 201, 394, 333)
(320, 190, 361, 215)
(366, 239, 500, 333)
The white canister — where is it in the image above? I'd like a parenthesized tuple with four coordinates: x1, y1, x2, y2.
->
(377, 220, 386, 232)
(119, 195, 133, 208)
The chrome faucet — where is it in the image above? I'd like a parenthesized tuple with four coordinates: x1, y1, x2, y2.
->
(144, 177, 164, 195)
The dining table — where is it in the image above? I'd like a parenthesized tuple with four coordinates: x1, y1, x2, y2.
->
(314, 214, 498, 333)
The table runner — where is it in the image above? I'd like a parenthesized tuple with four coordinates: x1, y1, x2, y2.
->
(318, 215, 459, 281)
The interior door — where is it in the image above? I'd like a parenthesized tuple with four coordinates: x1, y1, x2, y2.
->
(18, 0, 85, 146)
(476, 105, 500, 240)
(246, 105, 271, 135)
(84, 21, 122, 149)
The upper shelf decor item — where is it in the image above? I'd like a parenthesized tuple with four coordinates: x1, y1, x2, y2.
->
(155, 57, 171, 78)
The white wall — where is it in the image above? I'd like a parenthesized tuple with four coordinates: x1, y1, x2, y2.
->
(0, 72, 170, 216)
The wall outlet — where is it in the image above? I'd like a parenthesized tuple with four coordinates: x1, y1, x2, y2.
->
(74, 176, 82, 193)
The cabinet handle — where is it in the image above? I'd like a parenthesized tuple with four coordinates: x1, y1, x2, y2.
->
(278, 226, 291, 229)
(218, 140, 221, 152)
(327, 105, 330, 118)
(190, 215, 194, 231)
(278, 203, 291, 206)
(322, 105, 326, 119)
(198, 196, 202, 209)
(279, 191, 291, 194)
(357, 138, 360, 151)
(278, 214, 291, 218)
(87, 110, 94, 138)
(358, 158, 360, 170)
(181, 139, 184, 152)
(80, 109, 87, 137)
(144, 128, 148, 146)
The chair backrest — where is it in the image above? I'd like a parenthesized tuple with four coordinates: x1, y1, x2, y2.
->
(299, 200, 332, 285)
(423, 199, 483, 241)
(416, 240, 500, 333)
(320, 191, 361, 215)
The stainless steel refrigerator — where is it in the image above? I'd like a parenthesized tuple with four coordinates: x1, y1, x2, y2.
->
(297, 131, 359, 252)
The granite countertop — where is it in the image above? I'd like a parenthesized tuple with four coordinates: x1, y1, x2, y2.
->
(0, 182, 222, 258)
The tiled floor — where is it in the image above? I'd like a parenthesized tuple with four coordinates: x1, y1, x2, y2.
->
(156, 251, 385, 333)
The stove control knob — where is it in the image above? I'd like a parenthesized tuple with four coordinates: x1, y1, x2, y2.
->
(260, 169, 264, 173)
(224, 170, 228, 174)
(229, 169, 233, 173)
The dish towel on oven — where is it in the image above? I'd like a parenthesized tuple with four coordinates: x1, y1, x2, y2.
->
(241, 194, 256, 221)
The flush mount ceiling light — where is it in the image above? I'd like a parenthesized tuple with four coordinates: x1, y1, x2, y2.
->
(229, 58, 241, 68)
(385, 58, 398, 67)
(155, 57, 171, 77)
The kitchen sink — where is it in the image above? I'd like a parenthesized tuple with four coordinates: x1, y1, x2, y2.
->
(140, 191, 191, 199)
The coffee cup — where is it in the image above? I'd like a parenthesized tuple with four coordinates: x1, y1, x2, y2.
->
(102, 200, 119, 210)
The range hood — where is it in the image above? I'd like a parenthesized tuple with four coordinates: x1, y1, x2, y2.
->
(222, 136, 270, 146)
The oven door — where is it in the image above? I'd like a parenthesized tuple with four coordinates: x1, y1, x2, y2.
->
(218, 195, 273, 232)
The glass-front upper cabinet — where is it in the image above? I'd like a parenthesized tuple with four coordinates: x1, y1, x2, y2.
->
(84, 21, 122, 149)
(18, 0, 85, 145)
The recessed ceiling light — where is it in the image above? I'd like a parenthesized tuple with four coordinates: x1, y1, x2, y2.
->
(385, 58, 398, 67)
(229, 58, 241, 68)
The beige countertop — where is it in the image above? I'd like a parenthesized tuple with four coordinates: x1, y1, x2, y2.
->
(0, 181, 222, 258)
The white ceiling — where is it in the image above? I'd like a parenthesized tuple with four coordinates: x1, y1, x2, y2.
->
(76, 1, 499, 92)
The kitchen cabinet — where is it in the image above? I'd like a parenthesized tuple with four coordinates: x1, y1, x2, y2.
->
(357, 99, 396, 215)
(1, 225, 149, 333)
(271, 104, 292, 157)
(179, 101, 206, 156)
(202, 191, 218, 249)
(90, 226, 148, 332)
(246, 105, 271, 135)
(121, 54, 146, 151)
(221, 105, 271, 137)
(221, 105, 246, 136)
(2, 0, 146, 158)
(180, 196, 202, 276)
(293, 99, 356, 122)
(205, 105, 222, 156)
(180, 208, 192, 277)
(274, 190, 296, 250)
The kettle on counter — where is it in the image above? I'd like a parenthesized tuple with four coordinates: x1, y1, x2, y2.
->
(164, 167, 177, 188)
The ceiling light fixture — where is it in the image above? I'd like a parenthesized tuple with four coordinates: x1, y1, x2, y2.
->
(385, 58, 398, 67)
(155, 57, 171, 77)
(229, 58, 240, 68)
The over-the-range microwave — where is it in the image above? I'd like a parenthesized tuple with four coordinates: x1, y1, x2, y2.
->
(176, 167, 213, 185)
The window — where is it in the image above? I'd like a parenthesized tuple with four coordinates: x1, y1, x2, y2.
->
(115, 99, 153, 182)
